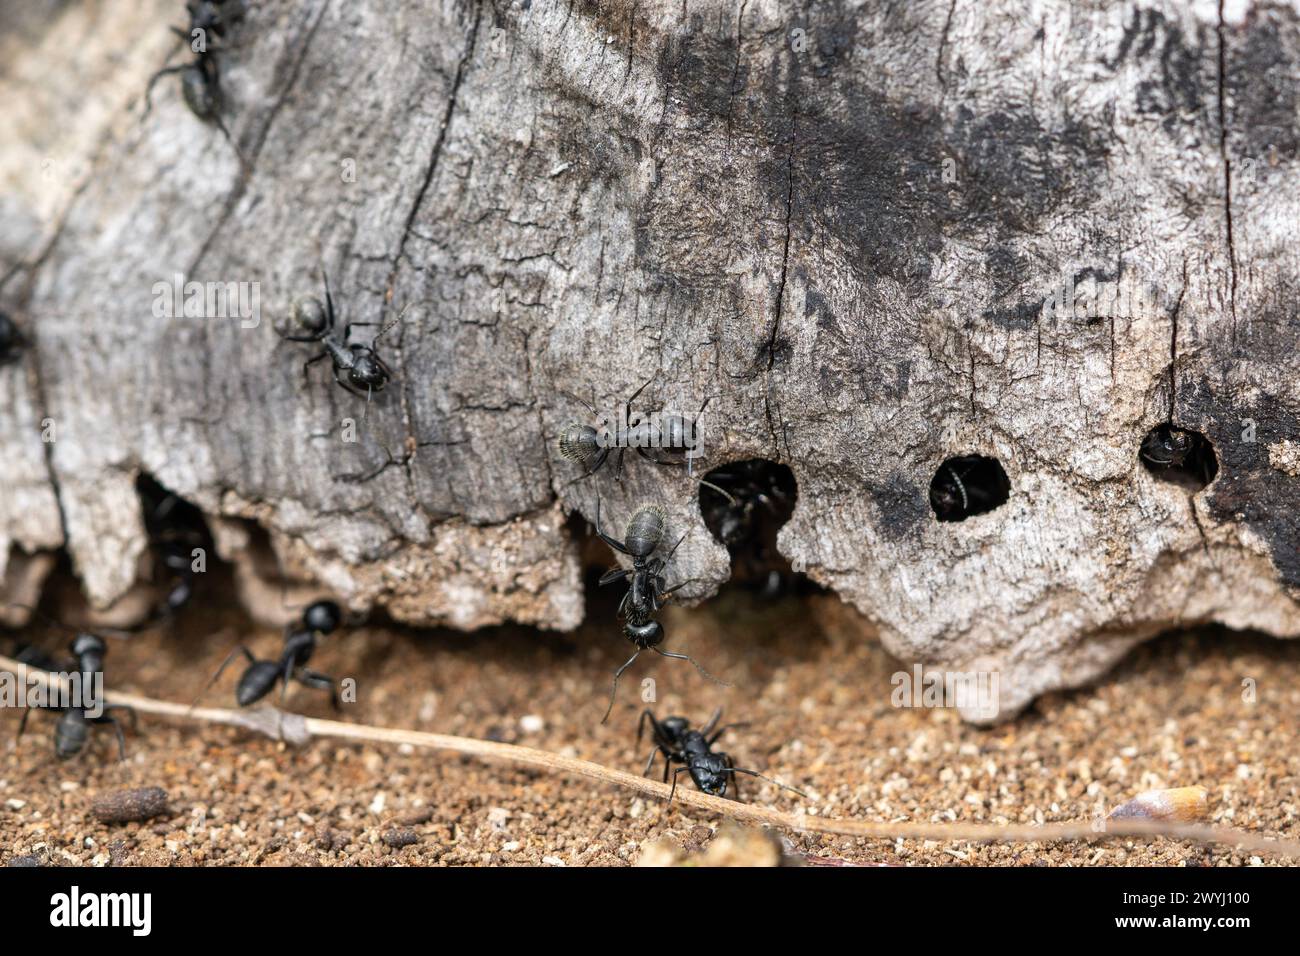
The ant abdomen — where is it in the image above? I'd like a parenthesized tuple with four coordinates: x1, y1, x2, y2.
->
(289, 296, 329, 337)
(624, 505, 666, 558)
(181, 64, 219, 118)
(236, 661, 281, 707)
(558, 422, 600, 465)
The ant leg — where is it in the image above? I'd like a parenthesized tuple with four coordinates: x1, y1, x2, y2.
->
(297, 669, 340, 710)
(601, 649, 642, 724)
(102, 716, 128, 762)
(707, 720, 749, 746)
(320, 265, 337, 332)
(726, 756, 741, 800)
(594, 498, 631, 555)
(302, 351, 329, 385)
(16, 707, 32, 741)
(614, 447, 628, 482)
(642, 746, 660, 778)
(102, 705, 139, 735)
(653, 577, 700, 613)
(190, 645, 257, 712)
(625, 374, 655, 407)
(143, 63, 187, 119)
(636, 708, 660, 745)
(699, 706, 724, 737)
(651, 645, 729, 687)
(668, 767, 691, 804)
(662, 533, 688, 566)
(598, 566, 632, 587)
(278, 655, 298, 709)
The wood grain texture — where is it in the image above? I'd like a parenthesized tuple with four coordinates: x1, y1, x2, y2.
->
(1, 0, 1297, 718)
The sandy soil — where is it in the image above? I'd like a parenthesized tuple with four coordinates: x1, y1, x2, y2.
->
(3, 575, 1298, 867)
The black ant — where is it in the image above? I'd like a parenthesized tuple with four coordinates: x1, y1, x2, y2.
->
(557, 376, 653, 481)
(281, 269, 403, 408)
(638, 708, 807, 802)
(558, 378, 729, 493)
(1139, 423, 1218, 489)
(144, 2, 245, 153)
(11, 621, 138, 761)
(594, 499, 725, 723)
(137, 477, 211, 623)
(929, 455, 1011, 522)
(698, 459, 800, 597)
(0, 310, 24, 366)
(192, 600, 342, 709)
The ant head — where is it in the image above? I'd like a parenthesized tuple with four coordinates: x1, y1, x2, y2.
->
(660, 715, 690, 739)
(625, 618, 663, 647)
(1140, 425, 1193, 464)
(348, 353, 389, 391)
(303, 600, 342, 634)
(929, 482, 962, 514)
(558, 422, 600, 463)
(690, 754, 730, 796)
(180, 64, 219, 119)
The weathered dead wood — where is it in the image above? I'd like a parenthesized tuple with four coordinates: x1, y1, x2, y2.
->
(1, 0, 1298, 719)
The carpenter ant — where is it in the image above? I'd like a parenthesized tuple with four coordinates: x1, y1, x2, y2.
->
(192, 599, 343, 709)
(13, 625, 138, 761)
(1139, 423, 1218, 489)
(558, 378, 728, 491)
(929, 455, 1011, 522)
(138, 477, 211, 623)
(0, 310, 24, 366)
(144, 1, 245, 152)
(698, 459, 800, 597)
(594, 499, 726, 723)
(557, 377, 653, 481)
(1140, 425, 1195, 467)
(638, 708, 806, 802)
(281, 269, 402, 408)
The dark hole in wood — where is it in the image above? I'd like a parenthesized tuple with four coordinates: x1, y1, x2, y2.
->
(699, 459, 816, 597)
(929, 455, 1011, 522)
(1139, 424, 1218, 490)
(136, 472, 215, 617)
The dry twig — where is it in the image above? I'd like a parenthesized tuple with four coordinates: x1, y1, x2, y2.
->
(4, 653, 1299, 858)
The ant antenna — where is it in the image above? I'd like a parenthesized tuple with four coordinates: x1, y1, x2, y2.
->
(601, 648, 643, 724)
(724, 766, 809, 799)
(946, 465, 969, 510)
(651, 645, 729, 687)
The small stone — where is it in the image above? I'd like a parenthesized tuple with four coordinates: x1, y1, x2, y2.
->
(90, 787, 169, 824)
(519, 714, 545, 734)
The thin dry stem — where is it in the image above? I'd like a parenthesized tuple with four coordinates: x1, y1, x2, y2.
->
(4, 654, 1299, 858)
